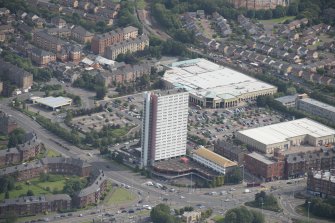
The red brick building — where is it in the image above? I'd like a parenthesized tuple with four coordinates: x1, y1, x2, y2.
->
(74, 170, 108, 208)
(245, 152, 284, 181)
(91, 26, 138, 55)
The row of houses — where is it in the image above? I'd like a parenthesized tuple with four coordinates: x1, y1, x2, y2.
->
(212, 12, 232, 37)
(181, 12, 221, 50)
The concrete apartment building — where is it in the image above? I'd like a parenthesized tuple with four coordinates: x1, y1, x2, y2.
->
(297, 97, 335, 124)
(141, 91, 189, 167)
(33, 31, 65, 52)
(91, 26, 138, 55)
(0, 194, 71, 217)
(105, 35, 149, 60)
(0, 111, 17, 135)
(30, 47, 56, 66)
(236, 118, 335, 154)
(71, 26, 94, 43)
(307, 170, 335, 198)
(0, 59, 33, 90)
(163, 59, 277, 108)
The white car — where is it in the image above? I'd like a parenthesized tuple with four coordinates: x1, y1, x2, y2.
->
(180, 196, 185, 199)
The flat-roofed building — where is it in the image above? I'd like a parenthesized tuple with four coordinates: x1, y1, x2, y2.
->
(297, 97, 335, 124)
(275, 94, 298, 108)
(192, 147, 237, 175)
(163, 59, 277, 108)
(33, 96, 72, 110)
(245, 152, 284, 181)
(236, 118, 335, 154)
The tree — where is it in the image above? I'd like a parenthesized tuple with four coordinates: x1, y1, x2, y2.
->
(0, 176, 15, 193)
(150, 204, 179, 223)
(264, 10, 273, 19)
(287, 2, 299, 16)
(225, 168, 242, 184)
(26, 190, 34, 196)
(273, 6, 286, 18)
(223, 206, 264, 223)
(63, 178, 87, 197)
(95, 86, 107, 100)
(5, 191, 9, 199)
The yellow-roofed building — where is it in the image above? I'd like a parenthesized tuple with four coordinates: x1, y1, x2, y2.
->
(192, 147, 237, 175)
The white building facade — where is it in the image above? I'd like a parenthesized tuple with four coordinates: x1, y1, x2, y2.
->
(141, 91, 189, 167)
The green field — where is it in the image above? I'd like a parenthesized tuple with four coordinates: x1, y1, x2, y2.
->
(0, 175, 77, 201)
(46, 149, 61, 157)
(212, 215, 225, 223)
(105, 188, 135, 205)
(260, 16, 295, 24)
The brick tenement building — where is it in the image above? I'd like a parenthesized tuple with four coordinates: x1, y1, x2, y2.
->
(74, 170, 108, 208)
(91, 26, 138, 55)
(285, 147, 335, 179)
(0, 111, 17, 135)
(30, 47, 57, 66)
(0, 59, 33, 90)
(0, 194, 71, 217)
(0, 132, 43, 168)
(307, 170, 335, 198)
(71, 26, 94, 44)
(105, 35, 149, 60)
(245, 151, 285, 181)
(0, 157, 91, 181)
(230, 0, 287, 10)
(95, 63, 151, 87)
(33, 31, 65, 52)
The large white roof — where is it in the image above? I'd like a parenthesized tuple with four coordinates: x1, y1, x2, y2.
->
(163, 58, 276, 100)
(35, 96, 72, 108)
(238, 118, 335, 145)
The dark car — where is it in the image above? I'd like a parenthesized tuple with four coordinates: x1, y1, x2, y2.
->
(128, 209, 135, 213)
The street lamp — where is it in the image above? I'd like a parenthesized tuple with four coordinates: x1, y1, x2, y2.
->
(308, 201, 311, 223)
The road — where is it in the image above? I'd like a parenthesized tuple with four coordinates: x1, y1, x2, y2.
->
(3, 98, 330, 223)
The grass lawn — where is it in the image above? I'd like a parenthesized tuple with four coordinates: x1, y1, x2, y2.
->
(245, 201, 282, 212)
(105, 188, 135, 205)
(46, 149, 61, 157)
(110, 127, 130, 138)
(260, 16, 295, 24)
(136, 0, 146, 10)
(212, 215, 225, 223)
(0, 175, 74, 201)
